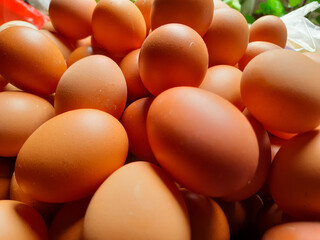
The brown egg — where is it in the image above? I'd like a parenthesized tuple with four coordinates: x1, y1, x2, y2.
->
(203, 8, 249, 66)
(0, 91, 55, 157)
(249, 15, 287, 48)
(270, 130, 320, 219)
(10, 174, 61, 223)
(268, 128, 297, 140)
(40, 29, 75, 60)
(66, 46, 109, 67)
(241, 49, 320, 133)
(214, 0, 230, 9)
(92, 0, 146, 56)
(41, 20, 56, 32)
(49, 197, 91, 240)
(151, 0, 213, 36)
(269, 135, 288, 160)
(83, 161, 191, 240)
(238, 41, 282, 71)
(303, 52, 320, 65)
(199, 65, 245, 111)
(0, 200, 47, 240)
(262, 222, 320, 240)
(147, 87, 259, 197)
(0, 157, 15, 200)
(0, 74, 8, 91)
(55, 55, 127, 119)
(0, 26, 67, 95)
(223, 110, 271, 201)
(15, 109, 128, 203)
(3, 83, 22, 92)
(121, 97, 157, 164)
(49, 0, 96, 40)
(139, 23, 208, 96)
(181, 189, 230, 240)
(135, 0, 154, 33)
(119, 49, 151, 102)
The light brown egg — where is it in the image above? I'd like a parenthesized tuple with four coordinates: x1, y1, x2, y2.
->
(119, 49, 151, 102)
(15, 109, 128, 203)
(0, 200, 47, 240)
(135, 0, 154, 33)
(151, 0, 213, 36)
(83, 161, 191, 240)
(249, 15, 287, 48)
(147, 87, 259, 197)
(49, 0, 96, 40)
(181, 189, 230, 240)
(0, 26, 67, 95)
(262, 222, 320, 240)
(0, 91, 55, 157)
(203, 8, 249, 66)
(54, 55, 127, 119)
(303, 52, 320, 65)
(199, 65, 245, 111)
(121, 97, 157, 164)
(139, 23, 208, 96)
(214, 0, 230, 9)
(92, 0, 146, 56)
(270, 130, 320, 219)
(66, 46, 109, 67)
(238, 41, 282, 71)
(49, 197, 91, 240)
(241, 49, 320, 133)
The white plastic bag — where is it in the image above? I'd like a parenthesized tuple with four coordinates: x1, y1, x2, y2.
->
(281, 2, 320, 52)
(27, 0, 51, 15)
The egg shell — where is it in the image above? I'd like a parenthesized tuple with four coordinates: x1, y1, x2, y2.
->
(147, 87, 259, 197)
(0, 26, 67, 95)
(181, 189, 230, 240)
(262, 222, 320, 240)
(270, 130, 320, 219)
(54, 55, 127, 119)
(121, 97, 157, 164)
(92, 0, 146, 56)
(135, 0, 154, 33)
(49, 197, 91, 240)
(203, 8, 249, 66)
(303, 52, 320, 65)
(214, 0, 230, 9)
(0, 200, 47, 240)
(249, 15, 287, 48)
(150, 0, 213, 36)
(139, 23, 208, 96)
(223, 110, 271, 201)
(0, 91, 55, 157)
(238, 41, 281, 71)
(0, 20, 38, 32)
(268, 128, 297, 140)
(199, 65, 245, 111)
(83, 161, 191, 240)
(49, 0, 96, 40)
(66, 46, 109, 67)
(119, 49, 151, 102)
(241, 49, 320, 133)
(10, 174, 61, 223)
(15, 109, 128, 203)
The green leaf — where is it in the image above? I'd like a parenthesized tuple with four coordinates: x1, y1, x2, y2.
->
(222, 0, 242, 11)
(255, 0, 286, 16)
(288, 0, 303, 7)
(130, 0, 137, 2)
(244, 14, 256, 23)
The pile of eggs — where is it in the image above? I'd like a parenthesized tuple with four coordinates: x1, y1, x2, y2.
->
(0, 0, 320, 239)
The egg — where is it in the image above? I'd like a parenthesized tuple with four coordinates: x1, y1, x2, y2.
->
(238, 41, 281, 71)
(0, 26, 67, 95)
(203, 8, 249, 66)
(214, 0, 230, 9)
(119, 49, 151, 102)
(66, 46, 109, 67)
(92, 0, 146, 56)
(241, 49, 320, 133)
(223, 110, 271, 201)
(0, 91, 55, 157)
(0, 200, 47, 240)
(139, 23, 208, 96)
(49, 0, 96, 40)
(147, 87, 259, 197)
(262, 222, 320, 240)
(180, 189, 230, 240)
(270, 130, 320, 219)
(303, 52, 320, 65)
(150, 0, 213, 36)
(49, 197, 91, 240)
(121, 97, 157, 164)
(199, 65, 245, 111)
(249, 15, 287, 48)
(135, 0, 154, 33)
(15, 109, 128, 203)
(54, 55, 127, 119)
(83, 161, 191, 240)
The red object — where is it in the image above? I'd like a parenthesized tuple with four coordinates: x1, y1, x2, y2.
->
(0, 0, 49, 29)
